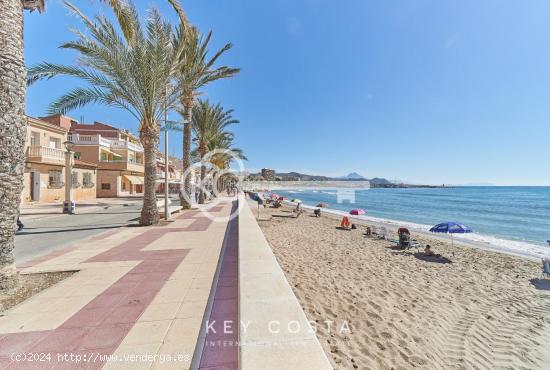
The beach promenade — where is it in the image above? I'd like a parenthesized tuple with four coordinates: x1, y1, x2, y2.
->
(0, 195, 331, 370)
(1, 200, 236, 369)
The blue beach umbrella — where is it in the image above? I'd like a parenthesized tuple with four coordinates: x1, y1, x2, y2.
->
(430, 221, 472, 247)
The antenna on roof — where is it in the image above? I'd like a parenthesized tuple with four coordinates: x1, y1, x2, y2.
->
(80, 115, 84, 124)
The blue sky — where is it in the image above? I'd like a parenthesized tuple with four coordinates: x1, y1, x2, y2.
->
(25, 0, 550, 185)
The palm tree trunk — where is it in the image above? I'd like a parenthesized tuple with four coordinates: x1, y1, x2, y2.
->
(0, 0, 26, 291)
(198, 165, 206, 204)
(180, 99, 193, 209)
(211, 170, 219, 198)
(140, 125, 160, 225)
(198, 145, 206, 204)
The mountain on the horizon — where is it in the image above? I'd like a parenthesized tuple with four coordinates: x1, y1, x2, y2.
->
(340, 172, 366, 180)
(247, 170, 442, 188)
(368, 177, 393, 185)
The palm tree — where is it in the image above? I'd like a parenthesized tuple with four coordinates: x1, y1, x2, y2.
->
(174, 26, 239, 208)
(0, 0, 187, 290)
(27, 1, 182, 226)
(0, 0, 33, 290)
(190, 100, 244, 204)
(205, 134, 246, 197)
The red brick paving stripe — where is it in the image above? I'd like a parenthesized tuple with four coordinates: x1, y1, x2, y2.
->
(175, 210, 202, 219)
(90, 228, 124, 241)
(2, 211, 224, 369)
(206, 205, 225, 212)
(199, 202, 239, 370)
(0, 221, 198, 370)
(17, 227, 127, 270)
(17, 246, 78, 270)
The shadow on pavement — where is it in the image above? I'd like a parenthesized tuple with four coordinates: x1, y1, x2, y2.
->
(16, 225, 128, 236)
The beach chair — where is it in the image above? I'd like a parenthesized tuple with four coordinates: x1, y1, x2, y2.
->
(542, 259, 550, 279)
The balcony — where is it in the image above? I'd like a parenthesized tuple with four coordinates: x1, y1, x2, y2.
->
(68, 133, 144, 152)
(68, 133, 112, 147)
(99, 158, 144, 172)
(26, 146, 65, 165)
(110, 140, 143, 152)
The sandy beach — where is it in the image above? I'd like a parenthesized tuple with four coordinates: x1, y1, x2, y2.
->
(253, 201, 550, 369)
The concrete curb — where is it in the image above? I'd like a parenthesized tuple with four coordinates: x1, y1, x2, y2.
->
(237, 193, 332, 369)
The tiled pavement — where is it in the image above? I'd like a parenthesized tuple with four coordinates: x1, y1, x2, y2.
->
(0, 199, 238, 370)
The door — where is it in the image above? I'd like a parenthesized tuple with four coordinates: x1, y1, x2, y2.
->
(31, 171, 41, 201)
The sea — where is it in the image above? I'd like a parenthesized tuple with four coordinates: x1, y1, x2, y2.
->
(272, 186, 550, 259)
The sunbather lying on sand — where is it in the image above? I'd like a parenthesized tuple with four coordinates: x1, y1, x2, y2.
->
(423, 245, 441, 258)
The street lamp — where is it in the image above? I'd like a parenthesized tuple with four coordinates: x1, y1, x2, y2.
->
(163, 85, 170, 221)
(63, 140, 75, 214)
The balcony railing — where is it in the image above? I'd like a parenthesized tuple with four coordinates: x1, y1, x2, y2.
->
(110, 140, 143, 152)
(68, 133, 143, 152)
(68, 133, 112, 147)
(26, 146, 65, 161)
(100, 158, 144, 165)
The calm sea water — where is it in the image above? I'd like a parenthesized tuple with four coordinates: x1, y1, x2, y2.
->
(274, 186, 550, 257)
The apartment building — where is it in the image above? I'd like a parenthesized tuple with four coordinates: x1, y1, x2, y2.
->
(22, 116, 97, 203)
(155, 156, 182, 194)
(41, 115, 145, 198)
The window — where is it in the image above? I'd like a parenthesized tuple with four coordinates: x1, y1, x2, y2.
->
(83, 172, 94, 188)
(71, 171, 81, 188)
(48, 170, 63, 188)
(30, 131, 40, 146)
(101, 183, 111, 190)
(49, 137, 61, 149)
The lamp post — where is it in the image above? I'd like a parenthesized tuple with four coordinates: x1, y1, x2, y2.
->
(164, 124, 169, 220)
(63, 140, 75, 214)
(164, 86, 170, 221)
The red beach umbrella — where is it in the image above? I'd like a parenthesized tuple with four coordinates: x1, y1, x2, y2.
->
(349, 209, 365, 215)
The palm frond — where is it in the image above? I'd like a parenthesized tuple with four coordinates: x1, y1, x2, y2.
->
(47, 86, 112, 115)
(104, 0, 138, 45)
(190, 99, 245, 168)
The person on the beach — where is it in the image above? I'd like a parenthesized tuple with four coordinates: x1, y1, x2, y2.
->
(424, 245, 441, 257)
(365, 226, 372, 237)
(340, 216, 351, 229)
